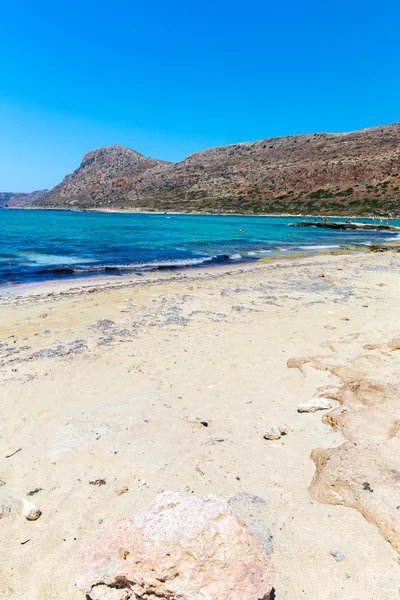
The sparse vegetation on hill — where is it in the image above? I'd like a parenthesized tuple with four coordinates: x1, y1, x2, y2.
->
(3, 123, 400, 215)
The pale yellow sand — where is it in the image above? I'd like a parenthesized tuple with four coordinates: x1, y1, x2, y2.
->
(1, 252, 399, 599)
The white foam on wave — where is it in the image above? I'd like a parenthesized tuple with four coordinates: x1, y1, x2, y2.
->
(386, 234, 400, 241)
(246, 250, 272, 256)
(20, 252, 96, 266)
(74, 256, 216, 272)
(297, 244, 340, 250)
(228, 253, 242, 260)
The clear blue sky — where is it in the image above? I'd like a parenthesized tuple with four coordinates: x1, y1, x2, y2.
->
(1, 0, 399, 191)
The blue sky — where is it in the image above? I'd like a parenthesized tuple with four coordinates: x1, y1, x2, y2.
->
(1, 0, 399, 191)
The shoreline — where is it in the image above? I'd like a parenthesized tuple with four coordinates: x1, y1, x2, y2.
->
(0, 247, 365, 300)
(5, 205, 399, 220)
(3, 238, 400, 300)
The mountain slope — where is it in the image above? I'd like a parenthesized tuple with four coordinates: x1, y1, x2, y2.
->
(26, 124, 400, 214)
(38, 145, 171, 209)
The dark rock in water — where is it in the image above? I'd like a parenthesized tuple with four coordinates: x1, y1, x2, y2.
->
(291, 222, 400, 232)
(228, 492, 274, 556)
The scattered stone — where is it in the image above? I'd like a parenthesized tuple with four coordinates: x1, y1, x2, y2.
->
(186, 417, 212, 429)
(76, 491, 274, 600)
(297, 398, 332, 413)
(89, 479, 106, 487)
(116, 487, 129, 496)
(330, 550, 346, 562)
(318, 273, 325, 278)
(263, 425, 288, 440)
(362, 481, 373, 492)
(28, 487, 43, 496)
(389, 338, 400, 351)
(22, 500, 42, 521)
(0, 496, 41, 521)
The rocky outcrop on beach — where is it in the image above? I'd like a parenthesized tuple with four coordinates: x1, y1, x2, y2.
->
(76, 491, 274, 600)
(29, 122, 400, 214)
(289, 337, 400, 552)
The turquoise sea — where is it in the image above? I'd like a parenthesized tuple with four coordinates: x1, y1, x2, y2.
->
(0, 210, 398, 285)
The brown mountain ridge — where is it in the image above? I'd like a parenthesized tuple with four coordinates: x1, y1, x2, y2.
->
(4, 123, 400, 215)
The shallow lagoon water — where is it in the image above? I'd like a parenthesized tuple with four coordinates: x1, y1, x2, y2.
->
(0, 210, 398, 284)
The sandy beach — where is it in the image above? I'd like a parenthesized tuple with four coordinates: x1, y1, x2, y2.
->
(1, 250, 400, 599)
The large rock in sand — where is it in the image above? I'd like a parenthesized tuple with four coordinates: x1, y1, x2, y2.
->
(76, 491, 274, 600)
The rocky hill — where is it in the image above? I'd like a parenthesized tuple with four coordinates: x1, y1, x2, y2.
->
(38, 145, 171, 210)
(14, 123, 400, 215)
(0, 189, 49, 208)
